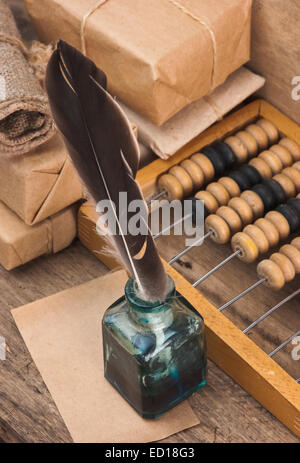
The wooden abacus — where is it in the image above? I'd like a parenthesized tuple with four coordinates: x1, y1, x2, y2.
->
(78, 100, 300, 437)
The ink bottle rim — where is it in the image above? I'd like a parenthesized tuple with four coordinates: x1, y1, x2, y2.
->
(125, 276, 175, 314)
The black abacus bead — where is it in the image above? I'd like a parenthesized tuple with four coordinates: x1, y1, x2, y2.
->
(239, 165, 262, 186)
(287, 198, 300, 220)
(252, 183, 277, 212)
(228, 170, 252, 191)
(262, 178, 286, 205)
(276, 204, 300, 233)
(203, 204, 210, 220)
(213, 142, 236, 169)
(201, 146, 227, 177)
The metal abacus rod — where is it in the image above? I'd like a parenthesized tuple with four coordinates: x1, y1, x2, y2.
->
(243, 288, 300, 334)
(269, 330, 300, 358)
(147, 119, 285, 206)
(155, 161, 300, 282)
(193, 250, 241, 286)
(217, 235, 300, 314)
(155, 191, 300, 283)
(153, 212, 193, 239)
(147, 189, 167, 204)
(147, 122, 299, 274)
(196, 193, 300, 284)
(159, 187, 300, 277)
(168, 231, 212, 265)
(218, 278, 266, 312)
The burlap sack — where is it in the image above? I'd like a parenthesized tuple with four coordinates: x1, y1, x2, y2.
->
(0, 0, 55, 155)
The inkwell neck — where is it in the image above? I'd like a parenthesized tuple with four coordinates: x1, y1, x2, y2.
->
(125, 277, 175, 329)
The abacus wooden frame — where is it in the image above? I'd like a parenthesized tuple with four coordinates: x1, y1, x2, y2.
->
(78, 100, 300, 437)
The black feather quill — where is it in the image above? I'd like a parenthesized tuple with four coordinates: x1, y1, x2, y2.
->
(45, 40, 169, 302)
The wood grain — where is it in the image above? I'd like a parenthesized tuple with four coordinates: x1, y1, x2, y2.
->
(2, 0, 299, 444)
(249, 0, 300, 126)
(0, 239, 298, 443)
(77, 100, 300, 440)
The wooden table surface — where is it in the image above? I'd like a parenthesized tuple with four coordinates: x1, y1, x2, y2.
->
(0, 237, 298, 443)
(1, 0, 299, 444)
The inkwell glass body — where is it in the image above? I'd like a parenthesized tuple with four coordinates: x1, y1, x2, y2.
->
(103, 275, 207, 419)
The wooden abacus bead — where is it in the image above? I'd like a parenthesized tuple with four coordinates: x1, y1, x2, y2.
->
(280, 244, 300, 273)
(254, 218, 280, 248)
(206, 182, 230, 206)
(264, 211, 290, 240)
(180, 159, 204, 190)
(231, 232, 259, 263)
(248, 158, 272, 179)
(236, 131, 258, 158)
(279, 138, 300, 161)
(190, 153, 215, 183)
(272, 173, 296, 199)
(224, 136, 248, 164)
(256, 119, 279, 144)
(293, 161, 300, 172)
(243, 224, 269, 254)
(258, 150, 283, 175)
(195, 191, 218, 213)
(282, 167, 300, 192)
(270, 254, 295, 282)
(216, 206, 242, 234)
(240, 190, 264, 219)
(245, 124, 269, 151)
(228, 197, 253, 225)
(291, 237, 300, 250)
(269, 145, 293, 167)
(218, 177, 241, 198)
(205, 215, 231, 244)
(257, 259, 285, 291)
(169, 165, 194, 197)
(158, 174, 184, 201)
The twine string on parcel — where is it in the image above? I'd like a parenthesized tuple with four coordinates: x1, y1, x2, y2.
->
(80, 0, 217, 90)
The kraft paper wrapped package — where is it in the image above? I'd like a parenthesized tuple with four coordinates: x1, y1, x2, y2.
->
(0, 134, 83, 225)
(121, 68, 266, 159)
(0, 201, 78, 270)
(25, 0, 252, 125)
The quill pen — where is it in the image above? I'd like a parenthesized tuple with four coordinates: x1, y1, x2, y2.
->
(45, 40, 169, 302)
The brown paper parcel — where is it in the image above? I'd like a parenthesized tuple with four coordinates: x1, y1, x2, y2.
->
(121, 68, 265, 159)
(0, 201, 78, 270)
(11, 270, 200, 443)
(26, 0, 252, 126)
(0, 134, 83, 225)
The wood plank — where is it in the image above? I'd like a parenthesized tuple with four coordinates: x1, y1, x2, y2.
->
(163, 260, 300, 438)
(0, 239, 298, 443)
(78, 100, 300, 438)
(249, 0, 300, 125)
